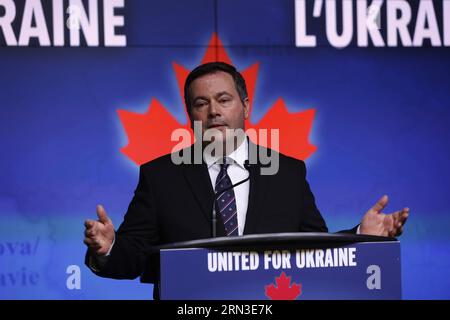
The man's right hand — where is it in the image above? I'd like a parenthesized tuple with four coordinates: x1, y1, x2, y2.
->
(84, 205, 115, 256)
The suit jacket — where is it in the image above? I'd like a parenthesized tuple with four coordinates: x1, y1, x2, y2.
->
(86, 142, 356, 297)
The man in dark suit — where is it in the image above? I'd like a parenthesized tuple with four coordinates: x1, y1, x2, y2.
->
(84, 62, 409, 295)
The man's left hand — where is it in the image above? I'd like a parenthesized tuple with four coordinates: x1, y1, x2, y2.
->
(360, 195, 409, 237)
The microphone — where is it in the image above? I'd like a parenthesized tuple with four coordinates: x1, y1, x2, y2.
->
(243, 159, 252, 171)
(211, 160, 252, 238)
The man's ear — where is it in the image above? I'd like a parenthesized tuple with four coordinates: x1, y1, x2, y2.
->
(189, 115, 194, 130)
(243, 98, 250, 120)
(185, 106, 193, 130)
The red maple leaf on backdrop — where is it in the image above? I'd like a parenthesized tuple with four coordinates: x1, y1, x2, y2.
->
(118, 33, 317, 166)
(265, 272, 302, 300)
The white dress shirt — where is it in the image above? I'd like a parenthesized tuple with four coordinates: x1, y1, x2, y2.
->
(203, 139, 250, 236)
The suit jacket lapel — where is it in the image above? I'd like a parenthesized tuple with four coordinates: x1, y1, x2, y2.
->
(243, 141, 262, 235)
(181, 146, 227, 237)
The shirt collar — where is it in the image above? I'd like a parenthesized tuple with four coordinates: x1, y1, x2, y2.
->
(204, 137, 248, 169)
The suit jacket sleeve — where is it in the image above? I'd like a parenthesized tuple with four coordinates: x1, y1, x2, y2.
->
(85, 164, 160, 279)
(298, 160, 329, 232)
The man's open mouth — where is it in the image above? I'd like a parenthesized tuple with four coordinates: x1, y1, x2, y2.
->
(208, 124, 226, 129)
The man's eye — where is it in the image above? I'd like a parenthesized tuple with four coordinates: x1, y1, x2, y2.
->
(219, 98, 230, 104)
(195, 101, 207, 107)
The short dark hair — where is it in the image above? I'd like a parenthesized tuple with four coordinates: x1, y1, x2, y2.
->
(184, 62, 248, 114)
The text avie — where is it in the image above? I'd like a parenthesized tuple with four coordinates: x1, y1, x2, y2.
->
(207, 248, 357, 272)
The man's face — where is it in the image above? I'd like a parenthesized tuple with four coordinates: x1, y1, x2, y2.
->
(188, 71, 249, 144)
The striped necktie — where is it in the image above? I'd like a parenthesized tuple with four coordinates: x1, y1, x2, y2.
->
(215, 158, 238, 236)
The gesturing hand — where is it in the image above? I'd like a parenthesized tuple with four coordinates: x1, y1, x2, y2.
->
(84, 205, 115, 256)
(360, 195, 409, 237)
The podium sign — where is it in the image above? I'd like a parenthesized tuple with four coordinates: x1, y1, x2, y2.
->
(159, 235, 401, 300)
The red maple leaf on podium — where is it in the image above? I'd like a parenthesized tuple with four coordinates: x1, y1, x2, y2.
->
(265, 272, 302, 300)
(118, 33, 317, 166)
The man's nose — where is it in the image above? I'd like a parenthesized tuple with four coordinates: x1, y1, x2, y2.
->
(208, 101, 221, 117)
